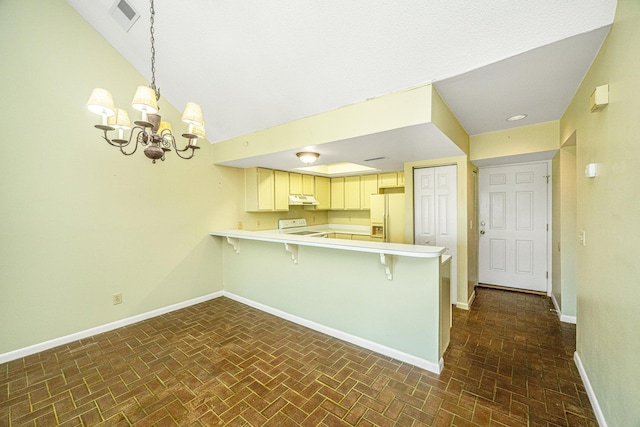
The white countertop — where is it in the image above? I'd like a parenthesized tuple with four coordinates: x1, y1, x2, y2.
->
(211, 229, 445, 258)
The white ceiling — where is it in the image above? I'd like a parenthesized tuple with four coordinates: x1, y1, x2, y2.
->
(67, 0, 616, 171)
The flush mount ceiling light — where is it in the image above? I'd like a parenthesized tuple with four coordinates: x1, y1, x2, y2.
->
(506, 114, 528, 122)
(296, 152, 320, 165)
(86, 0, 205, 164)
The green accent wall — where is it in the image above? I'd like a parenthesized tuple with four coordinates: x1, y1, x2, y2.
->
(0, 0, 234, 354)
(220, 239, 442, 365)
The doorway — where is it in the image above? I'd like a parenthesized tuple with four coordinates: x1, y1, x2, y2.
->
(478, 162, 549, 293)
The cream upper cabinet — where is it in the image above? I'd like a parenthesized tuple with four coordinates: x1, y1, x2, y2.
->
(245, 167, 274, 211)
(314, 176, 330, 210)
(360, 174, 378, 210)
(274, 170, 290, 211)
(245, 167, 289, 212)
(289, 173, 303, 194)
(378, 171, 405, 188)
(330, 177, 345, 210)
(344, 176, 361, 210)
(302, 174, 315, 196)
(378, 172, 398, 188)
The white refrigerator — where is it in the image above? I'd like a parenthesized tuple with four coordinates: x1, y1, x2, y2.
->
(370, 193, 405, 243)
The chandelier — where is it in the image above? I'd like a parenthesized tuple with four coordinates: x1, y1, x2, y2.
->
(86, 0, 204, 163)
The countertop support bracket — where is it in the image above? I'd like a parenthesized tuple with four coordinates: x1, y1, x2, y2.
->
(284, 243, 299, 264)
(380, 253, 393, 280)
(226, 237, 240, 254)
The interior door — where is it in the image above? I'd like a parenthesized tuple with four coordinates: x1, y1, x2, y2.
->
(414, 165, 457, 304)
(478, 162, 548, 292)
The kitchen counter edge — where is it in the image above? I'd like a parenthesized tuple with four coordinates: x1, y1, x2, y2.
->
(210, 230, 445, 258)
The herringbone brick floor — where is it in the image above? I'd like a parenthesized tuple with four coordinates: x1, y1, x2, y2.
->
(0, 288, 596, 426)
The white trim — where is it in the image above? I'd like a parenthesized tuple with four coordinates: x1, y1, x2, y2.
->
(456, 289, 476, 310)
(574, 352, 607, 426)
(223, 291, 443, 374)
(1, 290, 444, 375)
(546, 160, 553, 296)
(550, 293, 577, 324)
(0, 291, 224, 364)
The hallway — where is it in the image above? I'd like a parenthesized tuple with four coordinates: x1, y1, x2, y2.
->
(0, 288, 596, 426)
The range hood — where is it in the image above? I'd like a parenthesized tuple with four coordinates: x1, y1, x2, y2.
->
(288, 195, 319, 206)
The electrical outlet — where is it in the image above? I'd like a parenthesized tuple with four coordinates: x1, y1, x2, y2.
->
(256, 220, 260, 227)
(113, 293, 123, 305)
(238, 221, 243, 230)
(578, 230, 586, 246)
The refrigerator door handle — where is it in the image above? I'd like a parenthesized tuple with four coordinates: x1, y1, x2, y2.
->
(384, 213, 388, 242)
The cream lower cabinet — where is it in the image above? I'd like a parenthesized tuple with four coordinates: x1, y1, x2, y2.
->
(333, 233, 352, 240)
(351, 234, 375, 242)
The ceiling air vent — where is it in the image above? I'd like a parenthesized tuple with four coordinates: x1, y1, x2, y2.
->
(109, 0, 140, 32)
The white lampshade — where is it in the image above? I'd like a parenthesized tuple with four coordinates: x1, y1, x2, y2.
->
(181, 102, 203, 126)
(108, 108, 132, 129)
(131, 86, 158, 113)
(296, 152, 319, 164)
(192, 122, 206, 138)
(87, 88, 115, 117)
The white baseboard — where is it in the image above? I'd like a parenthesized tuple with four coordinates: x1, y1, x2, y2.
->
(1, 290, 443, 375)
(574, 352, 607, 426)
(0, 291, 224, 365)
(456, 290, 476, 310)
(223, 291, 443, 374)
(550, 293, 577, 324)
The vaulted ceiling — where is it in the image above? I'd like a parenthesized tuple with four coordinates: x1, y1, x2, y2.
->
(68, 0, 617, 170)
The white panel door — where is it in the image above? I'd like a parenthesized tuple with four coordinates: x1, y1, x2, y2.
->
(414, 167, 435, 245)
(414, 165, 457, 304)
(478, 163, 548, 292)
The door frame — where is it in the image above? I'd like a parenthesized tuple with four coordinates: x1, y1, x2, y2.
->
(477, 160, 553, 295)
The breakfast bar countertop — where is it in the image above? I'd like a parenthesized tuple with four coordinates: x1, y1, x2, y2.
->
(210, 229, 445, 258)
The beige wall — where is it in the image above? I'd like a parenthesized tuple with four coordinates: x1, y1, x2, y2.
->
(470, 121, 559, 163)
(560, 0, 640, 423)
(0, 0, 238, 354)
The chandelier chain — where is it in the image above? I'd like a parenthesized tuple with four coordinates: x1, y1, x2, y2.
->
(149, 0, 159, 100)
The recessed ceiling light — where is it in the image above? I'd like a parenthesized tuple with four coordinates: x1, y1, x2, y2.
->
(506, 114, 527, 122)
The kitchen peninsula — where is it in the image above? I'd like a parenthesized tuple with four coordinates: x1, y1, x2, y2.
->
(210, 229, 451, 373)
